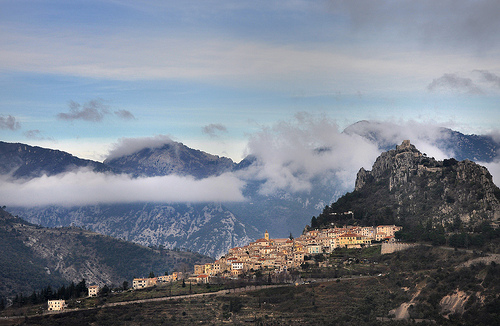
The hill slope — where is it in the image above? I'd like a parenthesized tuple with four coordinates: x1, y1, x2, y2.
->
(0, 208, 212, 301)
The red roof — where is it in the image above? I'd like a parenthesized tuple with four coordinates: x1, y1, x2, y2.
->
(339, 233, 360, 238)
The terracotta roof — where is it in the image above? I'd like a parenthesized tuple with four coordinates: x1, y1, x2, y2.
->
(339, 233, 360, 237)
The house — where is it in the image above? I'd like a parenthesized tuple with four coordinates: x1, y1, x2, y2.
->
(88, 285, 99, 297)
(48, 299, 66, 311)
(306, 243, 323, 254)
(377, 225, 402, 237)
(133, 277, 157, 289)
(337, 233, 371, 248)
(194, 264, 205, 275)
(231, 261, 245, 270)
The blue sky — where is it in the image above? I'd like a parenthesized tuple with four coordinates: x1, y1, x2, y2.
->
(1, 0, 500, 162)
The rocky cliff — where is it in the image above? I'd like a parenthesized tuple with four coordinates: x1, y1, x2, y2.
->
(13, 203, 259, 259)
(314, 140, 500, 230)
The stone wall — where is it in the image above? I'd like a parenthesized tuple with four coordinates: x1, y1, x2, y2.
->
(381, 242, 417, 255)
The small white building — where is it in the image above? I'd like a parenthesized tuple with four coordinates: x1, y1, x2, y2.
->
(231, 261, 244, 270)
(48, 299, 66, 311)
(88, 285, 99, 297)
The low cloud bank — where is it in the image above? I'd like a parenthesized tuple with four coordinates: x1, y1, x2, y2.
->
(0, 169, 245, 207)
(239, 116, 494, 195)
(2, 116, 498, 207)
(239, 114, 381, 195)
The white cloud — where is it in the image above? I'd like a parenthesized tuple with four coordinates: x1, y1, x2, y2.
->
(482, 161, 500, 187)
(343, 119, 457, 159)
(1, 24, 494, 95)
(240, 113, 381, 194)
(0, 169, 246, 207)
(238, 116, 491, 196)
(106, 135, 175, 160)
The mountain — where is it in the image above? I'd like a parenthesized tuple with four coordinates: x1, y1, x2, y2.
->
(104, 140, 235, 178)
(13, 203, 260, 259)
(313, 140, 500, 233)
(3, 123, 500, 258)
(0, 141, 113, 179)
(0, 207, 212, 301)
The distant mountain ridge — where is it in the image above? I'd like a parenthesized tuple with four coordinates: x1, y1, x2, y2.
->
(0, 141, 113, 179)
(3, 122, 499, 258)
(344, 120, 499, 162)
(16, 203, 260, 259)
(104, 140, 235, 178)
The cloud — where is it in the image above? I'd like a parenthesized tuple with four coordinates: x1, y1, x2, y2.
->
(57, 99, 135, 122)
(331, 0, 500, 52)
(114, 110, 136, 120)
(106, 135, 175, 160)
(24, 129, 53, 141)
(427, 73, 483, 94)
(202, 124, 228, 138)
(343, 120, 456, 159)
(482, 161, 500, 186)
(0, 115, 21, 130)
(475, 70, 500, 89)
(240, 113, 381, 194)
(57, 99, 110, 122)
(0, 169, 246, 207)
(239, 116, 473, 196)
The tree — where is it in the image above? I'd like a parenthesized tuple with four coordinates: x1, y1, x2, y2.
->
(122, 281, 129, 291)
(311, 216, 318, 229)
(148, 271, 155, 278)
(99, 285, 110, 297)
(76, 279, 87, 297)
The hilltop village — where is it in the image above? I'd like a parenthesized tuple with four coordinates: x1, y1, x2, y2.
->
(43, 225, 402, 311)
(44, 223, 402, 312)
(133, 223, 401, 289)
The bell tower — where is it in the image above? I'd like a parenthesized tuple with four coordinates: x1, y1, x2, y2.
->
(264, 230, 269, 241)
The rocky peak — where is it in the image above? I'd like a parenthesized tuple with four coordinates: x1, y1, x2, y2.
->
(356, 140, 423, 191)
(350, 140, 500, 228)
(104, 140, 235, 178)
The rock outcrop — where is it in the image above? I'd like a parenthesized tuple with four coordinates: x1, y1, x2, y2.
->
(317, 140, 500, 229)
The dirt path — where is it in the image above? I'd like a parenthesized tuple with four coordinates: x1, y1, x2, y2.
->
(458, 253, 500, 268)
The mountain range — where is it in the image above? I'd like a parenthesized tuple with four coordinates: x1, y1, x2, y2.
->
(2, 121, 499, 258)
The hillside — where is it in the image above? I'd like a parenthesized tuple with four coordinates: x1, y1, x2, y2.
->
(6, 246, 500, 325)
(0, 208, 212, 302)
(12, 203, 260, 259)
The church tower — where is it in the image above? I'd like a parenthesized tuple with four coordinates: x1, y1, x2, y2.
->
(264, 230, 269, 241)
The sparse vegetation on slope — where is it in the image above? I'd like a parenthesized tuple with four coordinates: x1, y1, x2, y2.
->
(0, 208, 212, 304)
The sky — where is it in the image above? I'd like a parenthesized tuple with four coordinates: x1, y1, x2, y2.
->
(1, 1, 500, 207)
